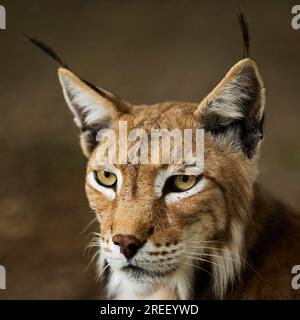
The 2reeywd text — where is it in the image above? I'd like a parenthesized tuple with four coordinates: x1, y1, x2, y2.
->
(100, 304, 199, 317)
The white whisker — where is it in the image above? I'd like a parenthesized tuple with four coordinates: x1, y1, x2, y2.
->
(184, 254, 225, 269)
(80, 217, 98, 236)
(181, 261, 216, 280)
(185, 240, 226, 244)
(185, 245, 225, 251)
(96, 263, 110, 282)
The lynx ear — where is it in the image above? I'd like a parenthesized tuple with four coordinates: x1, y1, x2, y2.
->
(196, 58, 265, 158)
(58, 68, 130, 157)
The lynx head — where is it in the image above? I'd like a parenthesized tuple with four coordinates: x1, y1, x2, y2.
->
(56, 56, 265, 298)
(29, 14, 265, 299)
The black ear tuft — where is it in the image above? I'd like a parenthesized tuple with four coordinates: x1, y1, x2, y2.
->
(238, 10, 250, 58)
(27, 35, 115, 102)
(27, 35, 68, 68)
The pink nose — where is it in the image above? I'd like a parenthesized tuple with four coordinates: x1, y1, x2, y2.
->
(112, 234, 143, 259)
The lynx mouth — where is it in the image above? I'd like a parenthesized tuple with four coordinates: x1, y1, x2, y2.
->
(121, 264, 175, 280)
(122, 265, 145, 276)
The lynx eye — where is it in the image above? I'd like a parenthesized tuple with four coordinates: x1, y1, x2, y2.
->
(93, 170, 117, 188)
(173, 175, 197, 192)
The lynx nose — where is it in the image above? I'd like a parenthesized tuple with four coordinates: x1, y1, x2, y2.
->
(112, 234, 143, 260)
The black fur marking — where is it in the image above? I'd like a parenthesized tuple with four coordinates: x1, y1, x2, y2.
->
(27, 35, 68, 68)
(27, 35, 125, 112)
(238, 10, 250, 58)
(80, 78, 114, 102)
(27, 35, 126, 112)
(27, 36, 107, 96)
(81, 119, 113, 153)
(205, 116, 264, 159)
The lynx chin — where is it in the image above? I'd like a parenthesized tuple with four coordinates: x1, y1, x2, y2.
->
(29, 13, 300, 299)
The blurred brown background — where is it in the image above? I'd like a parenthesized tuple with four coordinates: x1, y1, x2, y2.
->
(0, 0, 299, 299)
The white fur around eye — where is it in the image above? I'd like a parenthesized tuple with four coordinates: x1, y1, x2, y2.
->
(165, 179, 206, 204)
(87, 171, 116, 200)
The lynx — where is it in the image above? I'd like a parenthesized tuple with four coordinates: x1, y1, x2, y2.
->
(29, 14, 300, 299)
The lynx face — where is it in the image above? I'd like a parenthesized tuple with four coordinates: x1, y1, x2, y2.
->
(58, 58, 265, 299)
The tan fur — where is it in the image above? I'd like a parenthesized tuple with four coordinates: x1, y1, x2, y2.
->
(58, 58, 300, 300)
